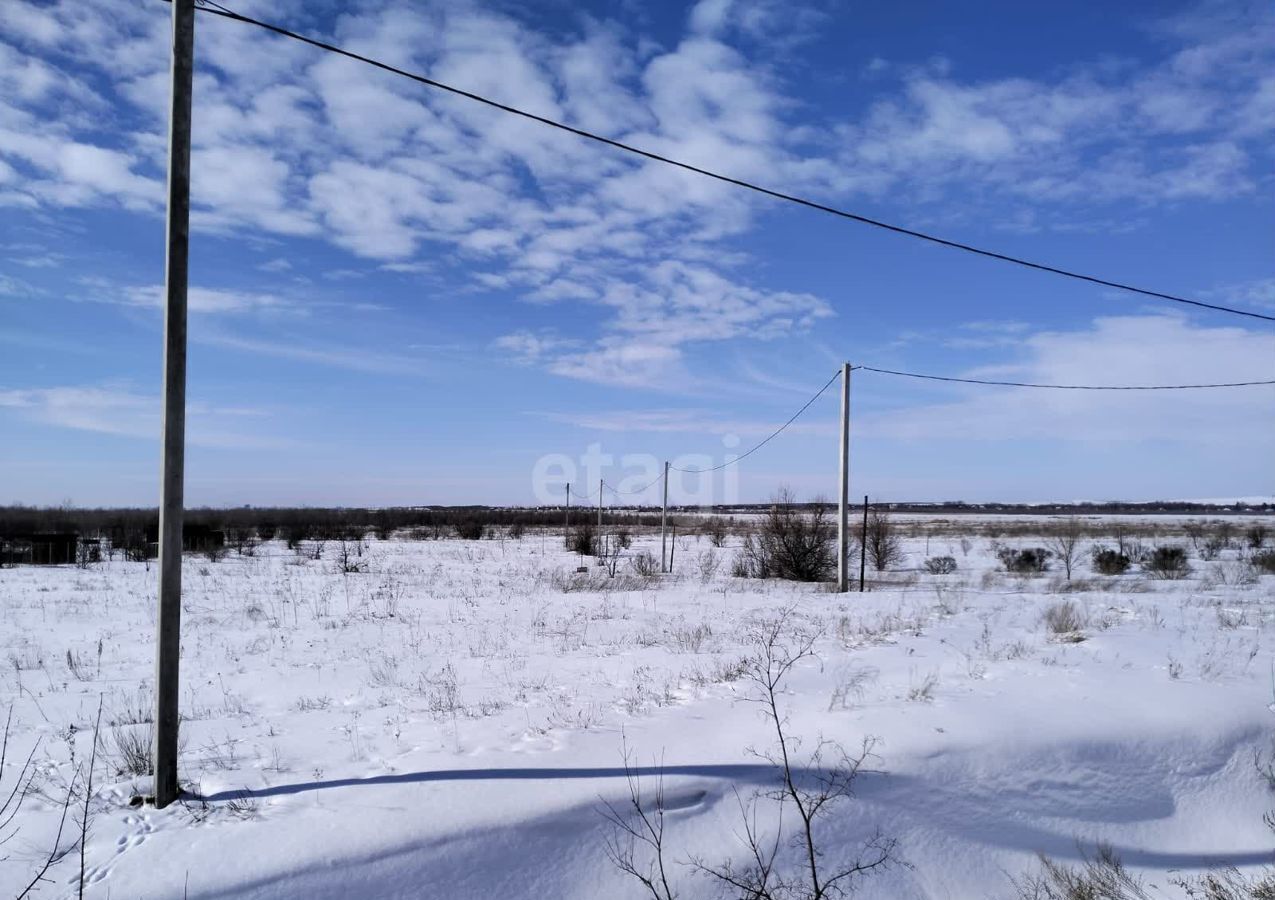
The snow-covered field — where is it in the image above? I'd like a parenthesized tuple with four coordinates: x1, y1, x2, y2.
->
(2, 517, 1273, 899)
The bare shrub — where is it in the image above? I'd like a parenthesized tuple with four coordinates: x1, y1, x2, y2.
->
(998, 547, 1052, 574)
(599, 534, 623, 576)
(734, 489, 835, 582)
(864, 506, 902, 572)
(923, 556, 957, 575)
(1090, 546, 1131, 576)
(696, 549, 721, 583)
(1011, 844, 1151, 900)
(1142, 546, 1190, 580)
(907, 671, 939, 702)
(613, 529, 633, 550)
(335, 539, 367, 575)
(669, 622, 712, 654)
(1015, 826, 1275, 900)
(508, 521, 526, 540)
(1042, 601, 1086, 639)
(604, 609, 898, 899)
(109, 723, 153, 777)
(630, 551, 660, 578)
(706, 518, 729, 547)
(1252, 550, 1275, 575)
(1247, 524, 1270, 549)
(454, 518, 484, 540)
(566, 523, 597, 557)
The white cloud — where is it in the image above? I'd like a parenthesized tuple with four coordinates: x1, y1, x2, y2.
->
(1, 0, 1271, 391)
(548, 339, 684, 388)
(1213, 278, 1275, 310)
(862, 315, 1275, 445)
(492, 330, 581, 365)
(86, 283, 294, 315)
(840, 8, 1274, 208)
(0, 383, 288, 448)
(543, 407, 834, 438)
(196, 329, 432, 376)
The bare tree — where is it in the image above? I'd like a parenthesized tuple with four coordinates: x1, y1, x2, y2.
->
(863, 508, 901, 573)
(735, 489, 835, 582)
(1046, 518, 1083, 581)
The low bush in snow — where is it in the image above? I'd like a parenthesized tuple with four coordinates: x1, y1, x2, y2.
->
(109, 723, 154, 777)
(630, 551, 659, 577)
(1251, 550, 1275, 575)
(1142, 546, 1190, 580)
(998, 546, 1052, 574)
(924, 556, 957, 575)
(1090, 546, 1131, 575)
(566, 523, 597, 556)
(1011, 843, 1149, 899)
(1042, 600, 1086, 639)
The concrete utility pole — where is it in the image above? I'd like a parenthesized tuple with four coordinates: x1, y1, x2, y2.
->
(660, 461, 669, 573)
(837, 362, 851, 592)
(154, 0, 194, 810)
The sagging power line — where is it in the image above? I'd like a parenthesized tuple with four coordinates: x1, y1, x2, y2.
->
(577, 361, 1275, 501)
(853, 365, 1275, 390)
(179, 0, 1275, 325)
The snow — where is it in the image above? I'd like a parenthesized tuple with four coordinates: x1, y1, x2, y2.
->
(1, 519, 1273, 898)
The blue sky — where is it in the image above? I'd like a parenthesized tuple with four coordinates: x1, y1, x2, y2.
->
(0, 0, 1272, 507)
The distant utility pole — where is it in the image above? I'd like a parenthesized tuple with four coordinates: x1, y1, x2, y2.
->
(597, 478, 603, 530)
(565, 482, 570, 531)
(859, 494, 868, 592)
(837, 362, 851, 592)
(660, 461, 669, 573)
(154, 0, 194, 810)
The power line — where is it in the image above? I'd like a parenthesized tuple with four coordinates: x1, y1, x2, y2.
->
(181, 1, 1275, 326)
(670, 369, 841, 474)
(563, 360, 1269, 494)
(854, 364, 1275, 390)
(566, 370, 840, 491)
(604, 474, 665, 496)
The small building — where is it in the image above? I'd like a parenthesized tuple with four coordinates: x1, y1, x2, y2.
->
(0, 533, 79, 566)
(143, 523, 226, 554)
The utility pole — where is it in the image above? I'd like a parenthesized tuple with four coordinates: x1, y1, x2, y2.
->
(597, 478, 603, 531)
(859, 494, 868, 592)
(660, 461, 669, 573)
(837, 362, 851, 592)
(565, 482, 570, 531)
(154, 0, 194, 811)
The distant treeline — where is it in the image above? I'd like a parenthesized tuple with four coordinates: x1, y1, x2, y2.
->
(704, 500, 1275, 516)
(0, 504, 665, 542)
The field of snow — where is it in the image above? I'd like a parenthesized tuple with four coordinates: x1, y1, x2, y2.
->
(2, 516, 1273, 899)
